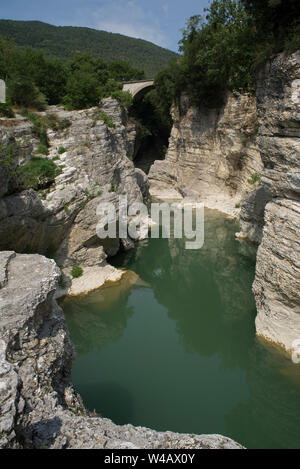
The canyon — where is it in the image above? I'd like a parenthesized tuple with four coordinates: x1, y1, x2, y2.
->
(0, 50, 300, 449)
(149, 51, 300, 354)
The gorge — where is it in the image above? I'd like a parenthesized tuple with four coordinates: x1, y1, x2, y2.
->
(0, 48, 300, 449)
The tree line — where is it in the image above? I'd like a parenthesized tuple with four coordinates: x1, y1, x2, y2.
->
(153, 0, 300, 114)
(0, 20, 178, 78)
(0, 37, 145, 115)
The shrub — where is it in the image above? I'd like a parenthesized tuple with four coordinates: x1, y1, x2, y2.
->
(0, 103, 15, 118)
(37, 143, 48, 155)
(0, 142, 18, 173)
(21, 157, 61, 190)
(48, 116, 72, 131)
(110, 90, 133, 110)
(109, 182, 116, 192)
(58, 118, 72, 131)
(248, 173, 261, 186)
(97, 111, 115, 128)
(58, 146, 66, 154)
(71, 266, 83, 278)
(21, 110, 49, 148)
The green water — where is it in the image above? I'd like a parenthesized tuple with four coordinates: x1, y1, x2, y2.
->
(62, 210, 300, 449)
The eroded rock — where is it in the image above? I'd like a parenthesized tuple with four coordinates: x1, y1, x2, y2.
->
(149, 92, 263, 216)
(0, 100, 149, 294)
(240, 50, 300, 351)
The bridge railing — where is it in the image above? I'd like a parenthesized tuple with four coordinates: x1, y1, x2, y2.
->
(121, 80, 154, 84)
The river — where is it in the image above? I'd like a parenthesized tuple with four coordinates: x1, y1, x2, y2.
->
(61, 209, 300, 449)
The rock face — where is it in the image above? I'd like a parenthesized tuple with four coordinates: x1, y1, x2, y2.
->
(0, 99, 149, 294)
(248, 51, 300, 352)
(237, 187, 272, 244)
(0, 251, 243, 449)
(253, 199, 300, 350)
(149, 93, 263, 216)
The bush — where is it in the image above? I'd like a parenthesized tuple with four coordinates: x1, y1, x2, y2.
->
(0, 142, 18, 178)
(58, 146, 66, 154)
(21, 109, 49, 148)
(37, 143, 48, 155)
(111, 90, 133, 110)
(71, 266, 83, 278)
(0, 103, 15, 118)
(58, 118, 72, 131)
(21, 157, 61, 190)
(97, 111, 115, 128)
(248, 173, 261, 186)
(109, 182, 116, 192)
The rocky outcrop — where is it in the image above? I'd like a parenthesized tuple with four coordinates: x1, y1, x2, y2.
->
(0, 99, 149, 294)
(239, 51, 300, 352)
(253, 199, 300, 350)
(0, 251, 243, 449)
(149, 92, 263, 216)
(237, 187, 272, 244)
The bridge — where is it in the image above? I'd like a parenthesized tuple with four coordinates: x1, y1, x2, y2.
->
(122, 80, 154, 98)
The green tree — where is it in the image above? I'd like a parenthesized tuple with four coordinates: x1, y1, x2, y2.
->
(108, 61, 145, 81)
(179, 0, 257, 107)
(64, 68, 100, 109)
(242, 0, 300, 53)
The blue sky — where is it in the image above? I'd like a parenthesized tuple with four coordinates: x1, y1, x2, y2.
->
(1, 0, 211, 51)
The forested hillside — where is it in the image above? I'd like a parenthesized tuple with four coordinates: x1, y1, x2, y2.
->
(0, 19, 178, 78)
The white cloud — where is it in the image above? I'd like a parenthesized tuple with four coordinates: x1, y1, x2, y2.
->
(92, 0, 169, 48)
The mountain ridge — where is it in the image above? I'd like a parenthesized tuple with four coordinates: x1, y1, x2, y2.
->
(0, 19, 178, 78)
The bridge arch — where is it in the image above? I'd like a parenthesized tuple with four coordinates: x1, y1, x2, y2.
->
(122, 80, 154, 99)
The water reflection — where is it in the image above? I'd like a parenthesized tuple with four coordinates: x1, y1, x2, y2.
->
(227, 339, 300, 448)
(62, 209, 300, 449)
(62, 271, 139, 354)
(112, 210, 257, 369)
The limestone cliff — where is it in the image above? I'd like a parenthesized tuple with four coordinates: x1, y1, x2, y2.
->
(149, 92, 263, 216)
(149, 50, 300, 354)
(244, 51, 300, 352)
(0, 99, 149, 294)
(0, 251, 242, 449)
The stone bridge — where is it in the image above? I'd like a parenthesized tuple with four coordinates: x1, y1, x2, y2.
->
(122, 80, 154, 98)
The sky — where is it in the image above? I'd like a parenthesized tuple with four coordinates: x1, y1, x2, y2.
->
(0, 0, 212, 52)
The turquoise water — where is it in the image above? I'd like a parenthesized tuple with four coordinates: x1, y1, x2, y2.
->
(62, 210, 300, 449)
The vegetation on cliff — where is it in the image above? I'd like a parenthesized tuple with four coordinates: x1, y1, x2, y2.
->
(154, 0, 300, 110)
